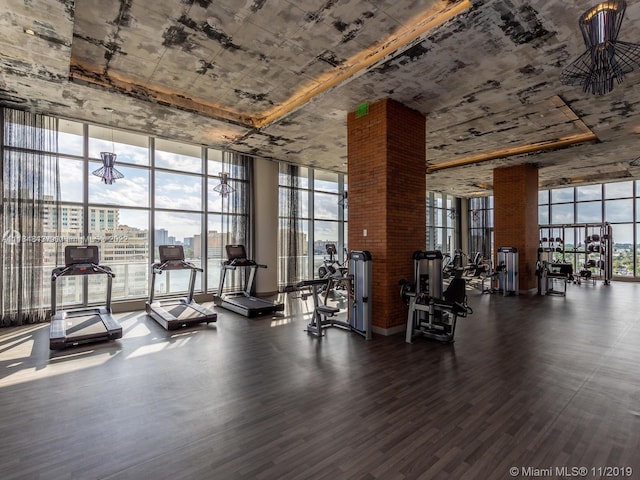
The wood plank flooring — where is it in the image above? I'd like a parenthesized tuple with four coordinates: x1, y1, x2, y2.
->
(1, 282, 639, 479)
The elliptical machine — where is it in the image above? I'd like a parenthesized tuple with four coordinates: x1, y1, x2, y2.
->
(317, 243, 348, 295)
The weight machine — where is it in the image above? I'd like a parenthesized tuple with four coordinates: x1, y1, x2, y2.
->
(400, 250, 472, 344)
(495, 247, 519, 296)
(296, 250, 372, 340)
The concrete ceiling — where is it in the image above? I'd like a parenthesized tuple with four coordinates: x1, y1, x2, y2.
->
(3, 0, 640, 197)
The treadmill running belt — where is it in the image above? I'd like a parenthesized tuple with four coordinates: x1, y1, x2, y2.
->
(166, 304, 210, 320)
(65, 314, 108, 336)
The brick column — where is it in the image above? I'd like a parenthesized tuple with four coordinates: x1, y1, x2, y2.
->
(347, 99, 426, 333)
(493, 164, 539, 291)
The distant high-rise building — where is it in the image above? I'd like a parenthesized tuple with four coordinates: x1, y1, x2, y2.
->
(155, 228, 169, 246)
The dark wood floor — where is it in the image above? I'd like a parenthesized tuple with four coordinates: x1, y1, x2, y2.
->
(1, 282, 639, 480)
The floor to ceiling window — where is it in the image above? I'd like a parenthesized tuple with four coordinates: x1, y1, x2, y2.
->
(539, 180, 636, 278)
(426, 192, 459, 254)
(277, 164, 347, 288)
(3, 115, 250, 310)
(468, 196, 494, 261)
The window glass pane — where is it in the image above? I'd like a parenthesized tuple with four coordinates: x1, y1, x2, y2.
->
(539, 205, 549, 225)
(4, 119, 56, 149)
(636, 224, 640, 276)
(206, 213, 248, 291)
(314, 170, 339, 193)
(207, 149, 245, 179)
(207, 148, 223, 176)
(314, 192, 339, 220)
(278, 187, 309, 218)
(435, 228, 444, 251)
(551, 203, 574, 224)
(435, 209, 443, 227)
(279, 164, 309, 189)
(612, 223, 633, 276)
(577, 201, 602, 223)
(59, 157, 84, 202)
(154, 211, 202, 293)
(89, 125, 149, 165)
(446, 196, 453, 210)
(605, 198, 633, 222)
(50, 204, 85, 307)
(155, 138, 202, 173)
(444, 228, 455, 254)
(89, 163, 149, 207)
(278, 218, 309, 284)
(155, 171, 202, 210)
(344, 222, 348, 253)
(314, 221, 339, 278)
(59, 204, 84, 236)
(605, 181, 633, 199)
(538, 190, 549, 205)
(207, 177, 247, 214)
(551, 187, 573, 203)
(576, 184, 602, 201)
(93, 209, 150, 300)
(564, 228, 575, 250)
(58, 119, 83, 156)
(469, 197, 483, 210)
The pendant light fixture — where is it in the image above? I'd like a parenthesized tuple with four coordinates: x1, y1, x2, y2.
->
(92, 108, 124, 184)
(560, 1, 640, 95)
(213, 151, 236, 197)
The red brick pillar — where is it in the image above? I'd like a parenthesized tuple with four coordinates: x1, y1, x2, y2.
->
(493, 164, 539, 291)
(347, 99, 426, 333)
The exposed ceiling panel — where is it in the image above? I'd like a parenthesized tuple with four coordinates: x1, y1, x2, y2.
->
(3, 0, 640, 196)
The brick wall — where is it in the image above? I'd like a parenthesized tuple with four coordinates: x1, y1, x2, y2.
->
(347, 99, 426, 330)
(493, 164, 539, 291)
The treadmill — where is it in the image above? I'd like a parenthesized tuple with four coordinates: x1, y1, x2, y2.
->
(49, 245, 122, 350)
(213, 244, 284, 317)
(146, 245, 217, 330)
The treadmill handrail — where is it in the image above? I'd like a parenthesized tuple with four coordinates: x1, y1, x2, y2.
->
(223, 262, 267, 270)
(152, 259, 203, 273)
(51, 263, 115, 316)
(52, 263, 115, 280)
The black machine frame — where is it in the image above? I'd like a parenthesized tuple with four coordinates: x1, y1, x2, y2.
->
(297, 250, 372, 340)
(402, 250, 472, 344)
(214, 244, 284, 317)
(49, 245, 122, 350)
(146, 245, 217, 330)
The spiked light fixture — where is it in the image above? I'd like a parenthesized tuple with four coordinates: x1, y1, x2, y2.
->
(213, 151, 236, 197)
(560, 1, 640, 95)
(92, 109, 124, 184)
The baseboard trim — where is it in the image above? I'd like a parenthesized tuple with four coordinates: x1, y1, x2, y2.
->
(372, 324, 405, 336)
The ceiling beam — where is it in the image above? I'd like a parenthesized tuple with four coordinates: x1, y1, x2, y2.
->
(427, 96, 598, 174)
(69, 1, 473, 131)
(254, 0, 473, 128)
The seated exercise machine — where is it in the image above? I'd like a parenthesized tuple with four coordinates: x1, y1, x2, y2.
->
(214, 244, 284, 317)
(296, 250, 372, 340)
(146, 245, 217, 330)
(50, 245, 122, 350)
(400, 250, 472, 344)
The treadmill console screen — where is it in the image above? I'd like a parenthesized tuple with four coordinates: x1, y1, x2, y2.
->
(65, 245, 100, 266)
(226, 244, 247, 261)
(159, 245, 185, 263)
